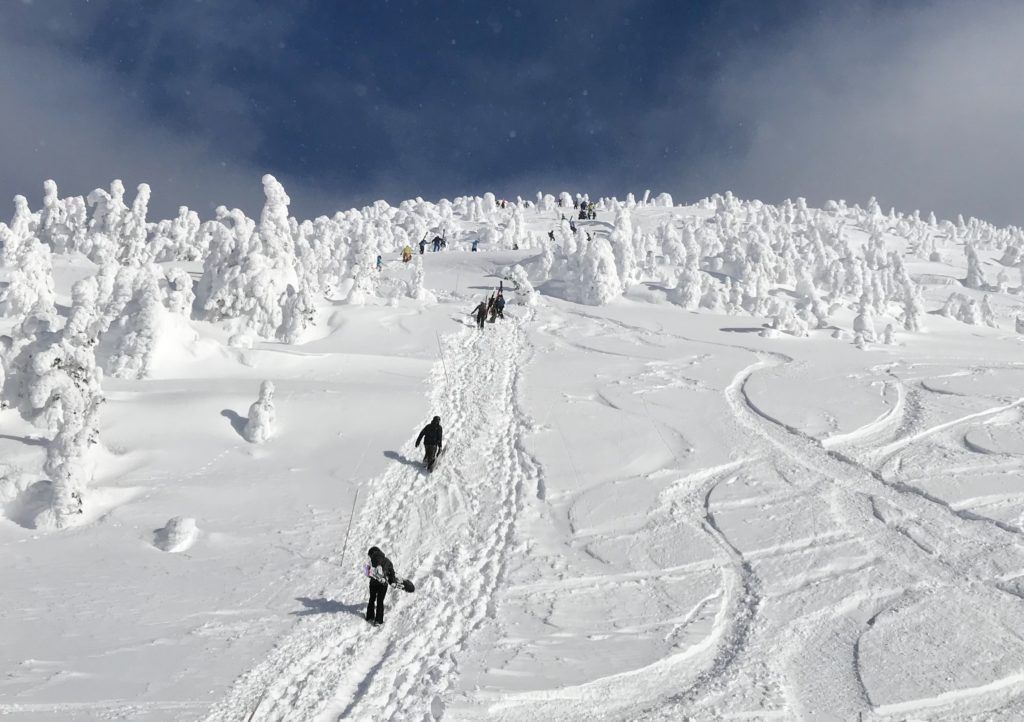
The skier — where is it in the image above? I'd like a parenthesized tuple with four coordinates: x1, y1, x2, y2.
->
(376, 254, 383, 271)
(548, 230, 555, 243)
(569, 219, 577, 233)
(415, 415, 443, 471)
(402, 245, 413, 263)
(471, 239, 479, 252)
(495, 292, 506, 319)
(418, 237, 427, 254)
(471, 299, 488, 329)
(487, 293, 498, 323)
(432, 235, 442, 252)
(366, 546, 397, 626)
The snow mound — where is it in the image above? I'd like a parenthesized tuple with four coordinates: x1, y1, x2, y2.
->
(0, 469, 51, 529)
(154, 516, 199, 552)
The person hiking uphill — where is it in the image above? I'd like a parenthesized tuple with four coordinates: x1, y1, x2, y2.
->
(470, 299, 488, 329)
(415, 415, 443, 471)
(366, 546, 396, 626)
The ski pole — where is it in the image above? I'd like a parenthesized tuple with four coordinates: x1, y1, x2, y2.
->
(436, 332, 452, 389)
(336, 487, 359, 572)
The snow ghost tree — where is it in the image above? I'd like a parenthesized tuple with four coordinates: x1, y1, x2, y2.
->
(577, 237, 622, 306)
(116, 183, 153, 265)
(902, 279, 926, 332)
(161, 267, 195, 316)
(277, 284, 316, 344)
(964, 243, 987, 290)
(105, 267, 164, 379)
(10, 334, 104, 529)
(407, 256, 436, 302)
(853, 295, 877, 343)
(200, 177, 299, 338)
(85, 180, 129, 265)
(37, 181, 88, 255)
(1, 236, 57, 318)
(244, 380, 276, 443)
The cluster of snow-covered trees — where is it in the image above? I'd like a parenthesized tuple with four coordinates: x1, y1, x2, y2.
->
(523, 191, 1024, 342)
(0, 175, 559, 526)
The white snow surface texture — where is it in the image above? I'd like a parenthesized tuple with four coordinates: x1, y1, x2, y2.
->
(4, 182, 1024, 720)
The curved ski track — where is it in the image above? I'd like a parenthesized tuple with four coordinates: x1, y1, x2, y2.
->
(203, 311, 537, 721)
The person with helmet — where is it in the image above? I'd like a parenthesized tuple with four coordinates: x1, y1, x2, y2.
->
(365, 545, 397, 626)
(415, 415, 443, 471)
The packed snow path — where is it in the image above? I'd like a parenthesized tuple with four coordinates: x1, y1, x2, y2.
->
(204, 308, 538, 721)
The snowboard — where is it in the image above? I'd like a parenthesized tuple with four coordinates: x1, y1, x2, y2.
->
(366, 566, 416, 593)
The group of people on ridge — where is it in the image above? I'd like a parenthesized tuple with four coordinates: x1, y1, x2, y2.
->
(575, 199, 597, 220)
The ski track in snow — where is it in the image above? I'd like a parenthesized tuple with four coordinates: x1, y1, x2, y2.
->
(202, 311, 538, 721)
(489, 306, 1024, 721)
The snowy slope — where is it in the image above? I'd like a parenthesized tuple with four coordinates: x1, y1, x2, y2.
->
(3, 187, 1024, 721)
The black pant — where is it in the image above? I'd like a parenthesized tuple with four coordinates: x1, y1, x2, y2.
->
(425, 444, 439, 469)
(476, 313, 486, 329)
(366, 579, 388, 623)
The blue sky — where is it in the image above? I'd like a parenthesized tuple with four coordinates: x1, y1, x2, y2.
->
(2, 0, 1023, 224)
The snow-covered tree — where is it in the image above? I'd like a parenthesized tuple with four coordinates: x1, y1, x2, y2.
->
(964, 243, 987, 289)
(853, 295, 877, 342)
(277, 284, 316, 343)
(161, 267, 195, 316)
(85, 180, 129, 265)
(38, 180, 87, 255)
(902, 279, 925, 332)
(577, 237, 621, 306)
(1, 236, 56, 318)
(509, 264, 538, 306)
(980, 294, 998, 328)
(244, 381, 276, 443)
(116, 183, 152, 265)
(105, 267, 163, 379)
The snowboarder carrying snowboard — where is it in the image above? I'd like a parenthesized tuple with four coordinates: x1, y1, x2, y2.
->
(415, 415, 443, 471)
(366, 546, 396, 625)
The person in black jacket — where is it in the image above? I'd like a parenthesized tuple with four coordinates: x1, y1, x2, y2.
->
(471, 300, 488, 330)
(415, 415, 443, 470)
(366, 546, 396, 625)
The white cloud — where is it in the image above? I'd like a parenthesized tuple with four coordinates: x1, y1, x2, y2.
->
(690, 1, 1024, 225)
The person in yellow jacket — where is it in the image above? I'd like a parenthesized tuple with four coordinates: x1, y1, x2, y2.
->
(401, 245, 412, 263)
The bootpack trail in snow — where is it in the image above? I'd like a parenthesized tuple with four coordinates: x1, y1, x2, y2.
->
(203, 308, 539, 722)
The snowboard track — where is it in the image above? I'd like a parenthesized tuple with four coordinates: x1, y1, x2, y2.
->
(203, 311, 538, 721)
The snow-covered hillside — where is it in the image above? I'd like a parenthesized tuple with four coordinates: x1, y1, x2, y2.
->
(3, 179, 1024, 720)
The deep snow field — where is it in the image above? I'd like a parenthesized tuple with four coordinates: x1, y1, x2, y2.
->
(3, 185, 1024, 721)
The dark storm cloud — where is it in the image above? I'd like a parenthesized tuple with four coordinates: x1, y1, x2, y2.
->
(0, 1, 1020, 224)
